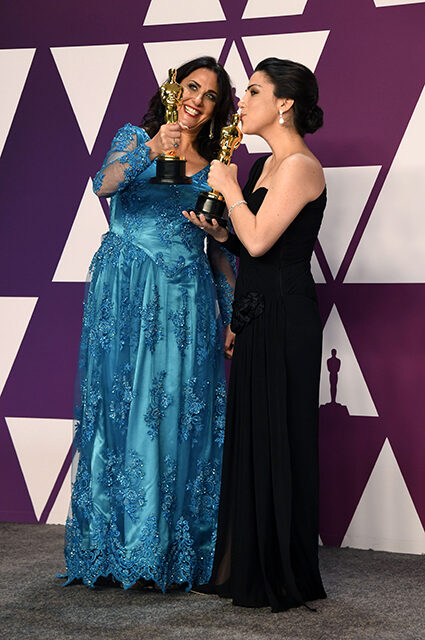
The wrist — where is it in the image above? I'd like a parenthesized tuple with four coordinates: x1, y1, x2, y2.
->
(223, 183, 243, 208)
(228, 199, 247, 216)
(216, 228, 230, 243)
(146, 139, 161, 160)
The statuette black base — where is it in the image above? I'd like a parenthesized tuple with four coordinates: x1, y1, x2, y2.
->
(194, 191, 227, 227)
(150, 156, 192, 185)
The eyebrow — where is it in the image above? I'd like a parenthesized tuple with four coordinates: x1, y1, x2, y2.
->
(247, 83, 262, 90)
(190, 79, 217, 94)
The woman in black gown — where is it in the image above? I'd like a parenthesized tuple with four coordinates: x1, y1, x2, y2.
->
(183, 58, 327, 612)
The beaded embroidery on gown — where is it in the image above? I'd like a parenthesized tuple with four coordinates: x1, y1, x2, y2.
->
(62, 124, 235, 590)
(206, 156, 327, 612)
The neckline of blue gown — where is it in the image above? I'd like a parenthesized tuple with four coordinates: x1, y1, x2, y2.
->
(189, 165, 209, 179)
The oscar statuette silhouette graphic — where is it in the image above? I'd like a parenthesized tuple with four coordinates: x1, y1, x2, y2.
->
(194, 113, 243, 226)
(320, 348, 349, 419)
(328, 348, 341, 404)
(150, 68, 192, 185)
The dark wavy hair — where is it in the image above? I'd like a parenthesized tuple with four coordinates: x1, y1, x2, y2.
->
(255, 58, 323, 137)
(141, 56, 235, 162)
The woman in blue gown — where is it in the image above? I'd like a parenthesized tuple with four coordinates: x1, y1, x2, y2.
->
(62, 57, 236, 591)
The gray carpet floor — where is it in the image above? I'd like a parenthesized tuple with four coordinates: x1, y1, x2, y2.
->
(0, 522, 424, 640)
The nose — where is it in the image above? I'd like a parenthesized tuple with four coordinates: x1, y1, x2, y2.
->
(238, 93, 246, 109)
(193, 93, 203, 105)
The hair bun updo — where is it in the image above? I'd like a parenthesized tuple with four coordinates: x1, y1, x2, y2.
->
(304, 104, 324, 134)
(255, 57, 324, 137)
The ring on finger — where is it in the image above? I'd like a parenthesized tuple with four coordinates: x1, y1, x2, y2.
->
(173, 141, 179, 148)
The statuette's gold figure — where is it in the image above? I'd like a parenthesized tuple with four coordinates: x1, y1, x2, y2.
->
(217, 113, 243, 165)
(209, 113, 243, 197)
(194, 114, 243, 224)
(150, 66, 191, 184)
(160, 68, 183, 124)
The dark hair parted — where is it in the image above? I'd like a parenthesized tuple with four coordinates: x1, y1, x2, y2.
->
(141, 56, 235, 162)
(255, 58, 323, 137)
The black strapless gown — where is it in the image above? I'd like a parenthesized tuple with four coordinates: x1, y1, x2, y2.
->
(207, 156, 327, 612)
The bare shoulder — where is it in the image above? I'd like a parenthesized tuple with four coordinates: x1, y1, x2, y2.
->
(282, 151, 321, 169)
(274, 152, 325, 200)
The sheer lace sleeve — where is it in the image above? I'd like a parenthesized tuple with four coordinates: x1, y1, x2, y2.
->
(207, 238, 237, 327)
(221, 231, 242, 257)
(93, 124, 153, 197)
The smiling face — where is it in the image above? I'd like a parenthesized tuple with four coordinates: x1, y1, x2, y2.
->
(238, 71, 283, 136)
(177, 67, 218, 133)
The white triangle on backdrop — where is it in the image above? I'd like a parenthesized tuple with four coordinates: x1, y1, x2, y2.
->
(0, 297, 38, 397)
(342, 439, 425, 554)
(320, 166, 381, 278)
(53, 179, 108, 282)
(47, 467, 71, 525)
(0, 48, 36, 157)
(345, 84, 425, 283)
(51, 44, 128, 153)
(242, 30, 330, 74)
(223, 42, 270, 154)
(311, 251, 326, 283)
(5, 417, 73, 521)
(243, 0, 308, 18)
(374, 0, 425, 6)
(223, 42, 249, 105)
(144, 39, 226, 86)
(143, 0, 226, 25)
(320, 305, 378, 417)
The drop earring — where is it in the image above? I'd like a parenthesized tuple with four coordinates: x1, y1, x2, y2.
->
(279, 109, 285, 125)
(209, 119, 214, 139)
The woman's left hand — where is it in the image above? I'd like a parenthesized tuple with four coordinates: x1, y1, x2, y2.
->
(207, 160, 238, 195)
(182, 210, 229, 242)
(224, 324, 236, 359)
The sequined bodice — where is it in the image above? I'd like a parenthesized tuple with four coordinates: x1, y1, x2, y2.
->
(108, 131, 209, 274)
(91, 123, 235, 321)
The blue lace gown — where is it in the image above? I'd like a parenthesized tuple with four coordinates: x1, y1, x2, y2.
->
(63, 124, 235, 590)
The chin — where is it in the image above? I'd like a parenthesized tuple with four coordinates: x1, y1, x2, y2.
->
(181, 116, 202, 132)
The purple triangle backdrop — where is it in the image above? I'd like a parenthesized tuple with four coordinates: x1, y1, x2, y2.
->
(0, 0, 424, 548)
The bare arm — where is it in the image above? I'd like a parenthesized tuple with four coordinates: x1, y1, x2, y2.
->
(207, 154, 325, 257)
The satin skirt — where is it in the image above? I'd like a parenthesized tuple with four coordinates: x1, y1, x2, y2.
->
(63, 232, 226, 590)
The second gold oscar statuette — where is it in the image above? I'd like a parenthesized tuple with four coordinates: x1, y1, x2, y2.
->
(194, 114, 243, 226)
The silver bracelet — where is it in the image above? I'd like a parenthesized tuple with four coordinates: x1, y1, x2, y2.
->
(228, 199, 247, 216)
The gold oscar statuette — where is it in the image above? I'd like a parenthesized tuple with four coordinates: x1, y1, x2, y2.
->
(150, 68, 192, 185)
(194, 113, 243, 225)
